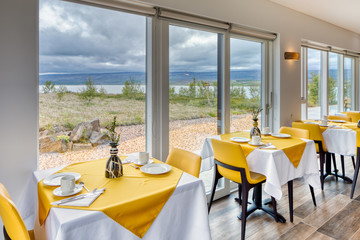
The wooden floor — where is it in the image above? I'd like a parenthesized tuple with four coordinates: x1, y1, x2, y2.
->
(209, 156, 360, 240)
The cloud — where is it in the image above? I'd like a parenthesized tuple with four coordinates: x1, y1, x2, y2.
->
(39, 0, 263, 74)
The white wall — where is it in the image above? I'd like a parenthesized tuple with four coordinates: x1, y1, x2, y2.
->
(0, 0, 38, 236)
(142, 0, 360, 128)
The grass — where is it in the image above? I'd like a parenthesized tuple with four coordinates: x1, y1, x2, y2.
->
(39, 93, 226, 130)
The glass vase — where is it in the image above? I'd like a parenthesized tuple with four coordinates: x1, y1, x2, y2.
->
(105, 142, 123, 178)
(250, 119, 261, 138)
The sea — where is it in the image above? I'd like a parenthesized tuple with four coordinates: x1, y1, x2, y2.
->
(39, 69, 347, 94)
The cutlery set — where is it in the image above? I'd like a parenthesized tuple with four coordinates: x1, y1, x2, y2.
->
(53, 188, 105, 205)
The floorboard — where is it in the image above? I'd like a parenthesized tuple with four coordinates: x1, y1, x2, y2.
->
(209, 155, 360, 239)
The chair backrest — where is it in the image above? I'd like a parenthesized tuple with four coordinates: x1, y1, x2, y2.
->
(0, 183, 31, 240)
(328, 115, 351, 122)
(279, 126, 309, 139)
(292, 121, 327, 152)
(211, 139, 254, 184)
(343, 112, 360, 123)
(166, 148, 201, 178)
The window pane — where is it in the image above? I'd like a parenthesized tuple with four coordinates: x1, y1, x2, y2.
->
(307, 49, 321, 119)
(328, 52, 341, 115)
(39, 0, 146, 169)
(169, 25, 219, 192)
(344, 57, 354, 111)
(230, 38, 262, 131)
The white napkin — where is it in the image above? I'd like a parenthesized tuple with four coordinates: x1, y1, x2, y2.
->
(122, 152, 139, 164)
(262, 144, 277, 149)
(304, 121, 319, 125)
(51, 189, 105, 207)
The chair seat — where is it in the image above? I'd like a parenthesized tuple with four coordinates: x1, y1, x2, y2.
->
(249, 171, 266, 184)
(222, 169, 266, 184)
(29, 230, 35, 240)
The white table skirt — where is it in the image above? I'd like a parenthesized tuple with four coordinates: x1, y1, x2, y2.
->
(18, 166, 211, 240)
(200, 136, 320, 200)
(322, 128, 356, 156)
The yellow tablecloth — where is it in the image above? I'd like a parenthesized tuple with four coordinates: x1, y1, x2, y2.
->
(221, 132, 306, 168)
(38, 158, 183, 238)
(305, 119, 358, 132)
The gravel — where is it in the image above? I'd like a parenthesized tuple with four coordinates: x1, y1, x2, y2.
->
(39, 114, 256, 170)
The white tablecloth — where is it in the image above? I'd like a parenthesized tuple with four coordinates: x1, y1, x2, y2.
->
(200, 136, 320, 200)
(322, 128, 356, 156)
(17, 166, 211, 240)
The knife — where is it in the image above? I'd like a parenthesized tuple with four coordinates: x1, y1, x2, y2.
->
(53, 188, 105, 205)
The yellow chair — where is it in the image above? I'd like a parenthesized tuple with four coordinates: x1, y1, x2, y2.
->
(343, 112, 360, 123)
(208, 139, 279, 240)
(279, 127, 317, 211)
(166, 148, 201, 178)
(328, 115, 351, 122)
(279, 126, 309, 139)
(350, 130, 360, 198)
(292, 122, 327, 189)
(0, 183, 34, 240)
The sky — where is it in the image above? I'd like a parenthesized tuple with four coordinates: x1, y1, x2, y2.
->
(39, 0, 262, 74)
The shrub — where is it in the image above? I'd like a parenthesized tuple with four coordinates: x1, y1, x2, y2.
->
(122, 77, 145, 100)
(42, 81, 55, 93)
(79, 77, 97, 103)
(56, 85, 68, 101)
(56, 135, 70, 143)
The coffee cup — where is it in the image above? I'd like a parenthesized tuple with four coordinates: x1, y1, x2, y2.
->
(252, 136, 261, 145)
(321, 120, 328, 126)
(263, 127, 270, 134)
(323, 115, 328, 121)
(61, 175, 75, 194)
(139, 152, 149, 165)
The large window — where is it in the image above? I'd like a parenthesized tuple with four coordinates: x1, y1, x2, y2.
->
(344, 57, 355, 111)
(39, 0, 147, 169)
(302, 46, 359, 119)
(230, 37, 263, 131)
(328, 52, 342, 115)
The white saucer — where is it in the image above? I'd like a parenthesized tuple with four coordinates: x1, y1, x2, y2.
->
(330, 120, 346, 123)
(319, 124, 329, 127)
(271, 133, 291, 138)
(140, 163, 172, 175)
(248, 142, 265, 146)
(230, 137, 250, 143)
(44, 172, 81, 186)
(133, 159, 154, 166)
(53, 184, 82, 197)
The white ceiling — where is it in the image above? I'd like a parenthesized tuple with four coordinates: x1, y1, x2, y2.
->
(270, 0, 360, 34)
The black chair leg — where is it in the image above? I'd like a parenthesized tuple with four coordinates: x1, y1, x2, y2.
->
(351, 150, 360, 199)
(352, 156, 356, 169)
(332, 153, 338, 181)
(208, 169, 220, 213)
(309, 185, 316, 206)
(288, 180, 293, 222)
(3, 226, 10, 240)
(241, 185, 249, 240)
(341, 155, 346, 178)
(320, 152, 325, 190)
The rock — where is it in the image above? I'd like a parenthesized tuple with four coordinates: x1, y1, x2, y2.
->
(90, 131, 108, 146)
(70, 122, 92, 142)
(67, 142, 73, 151)
(39, 135, 55, 145)
(90, 118, 101, 132)
(72, 143, 93, 151)
(39, 139, 67, 153)
(39, 129, 50, 138)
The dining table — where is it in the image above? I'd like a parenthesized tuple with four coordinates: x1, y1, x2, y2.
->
(200, 131, 321, 222)
(304, 119, 358, 182)
(17, 157, 211, 240)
